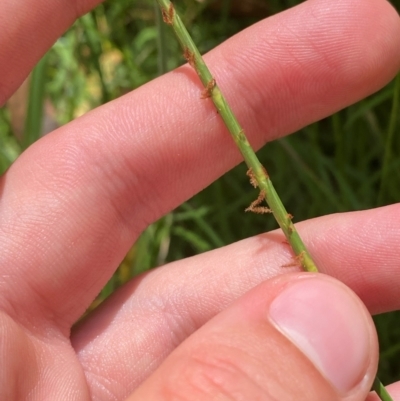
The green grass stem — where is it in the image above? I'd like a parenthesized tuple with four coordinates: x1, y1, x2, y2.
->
(154, 0, 168, 75)
(373, 377, 393, 401)
(80, 12, 111, 103)
(23, 52, 49, 150)
(155, 1, 392, 399)
(156, 0, 317, 272)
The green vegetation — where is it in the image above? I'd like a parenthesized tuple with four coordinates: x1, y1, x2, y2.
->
(1, 0, 399, 386)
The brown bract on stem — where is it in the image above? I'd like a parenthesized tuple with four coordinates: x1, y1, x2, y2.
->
(247, 167, 262, 188)
(161, 2, 174, 25)
(201, 78, 216, 99)
(183, 47, 196, 68)
(281, 251, 306, 268)
(245, 190, 271, 214)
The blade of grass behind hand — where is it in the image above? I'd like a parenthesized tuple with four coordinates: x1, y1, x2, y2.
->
(378, 73, 400, 206)
(23, 52, 49, 150)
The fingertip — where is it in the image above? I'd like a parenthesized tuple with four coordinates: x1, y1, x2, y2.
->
(342, 0, 400, 93)
(268, 274, 378, 396)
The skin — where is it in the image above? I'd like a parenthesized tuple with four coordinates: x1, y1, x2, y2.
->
(1, 0, 400, 400)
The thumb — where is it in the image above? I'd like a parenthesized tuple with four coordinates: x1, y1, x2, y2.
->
(127, 273, 378, 401)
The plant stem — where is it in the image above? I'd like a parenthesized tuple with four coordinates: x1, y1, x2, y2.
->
(156, 0, 317, 272)
(156, 2, 393, 399)
(23, 52, 49, 150)
(154, 0, 168, 75)
(373, 377, 393, 401)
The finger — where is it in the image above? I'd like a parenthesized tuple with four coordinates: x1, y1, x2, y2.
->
(72, 204, 400, 400)
(1, 0, 400, 333)
(0, 0, 101, 105)
(127, 274, 378, 401)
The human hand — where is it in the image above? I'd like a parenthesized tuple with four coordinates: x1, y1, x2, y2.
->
(1, 0, 400, 400)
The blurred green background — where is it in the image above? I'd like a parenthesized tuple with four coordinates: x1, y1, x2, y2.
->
(1, 0, 400, 386)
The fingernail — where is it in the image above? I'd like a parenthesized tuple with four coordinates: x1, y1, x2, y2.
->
(269, 276, 371, 394)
